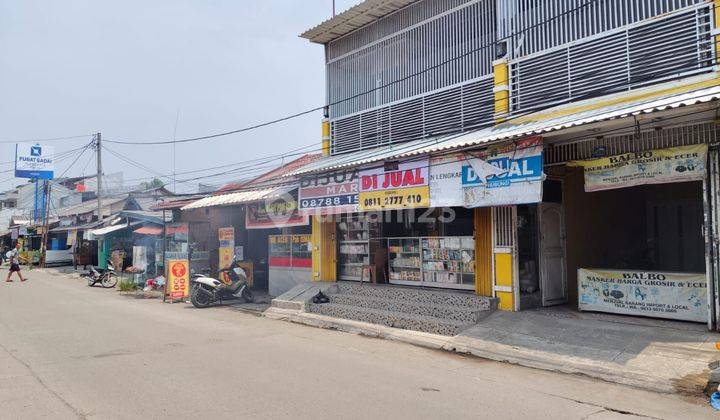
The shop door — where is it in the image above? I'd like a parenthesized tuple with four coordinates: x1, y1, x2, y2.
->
(539, 203, 567, 306)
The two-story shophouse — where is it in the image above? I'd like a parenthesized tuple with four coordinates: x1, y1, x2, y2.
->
(289, 0, 720, 332)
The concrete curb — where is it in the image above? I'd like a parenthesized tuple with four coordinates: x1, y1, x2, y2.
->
(263, 307, 706, 395)
(264, 307, 451, 349)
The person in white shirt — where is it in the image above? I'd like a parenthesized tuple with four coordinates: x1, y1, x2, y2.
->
(5, 243, 27, 282)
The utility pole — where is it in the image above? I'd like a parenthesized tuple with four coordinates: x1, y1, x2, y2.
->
(40, 181, 51, 268)
(172, 109, 180, 194)
(95, 133, 103, 222)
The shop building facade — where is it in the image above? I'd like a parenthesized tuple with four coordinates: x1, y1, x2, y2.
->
(295, 0, 720, 329)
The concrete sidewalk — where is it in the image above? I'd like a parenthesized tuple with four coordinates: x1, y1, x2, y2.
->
(264, 305, 720, 395)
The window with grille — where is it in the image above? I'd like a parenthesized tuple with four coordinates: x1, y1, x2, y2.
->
(498, 0, 708, 59)
(508, 3, 714, 114)
(327, 0, 497, 155)
(330, 77, 494, 155)
(544, 122, 719, 165)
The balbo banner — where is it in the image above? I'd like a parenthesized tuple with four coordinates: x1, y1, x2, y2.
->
(571, 144, 708, 192)
(166, 259, 190, 300)
(359, 158, 430, 211)
(578, 268, 706, 323)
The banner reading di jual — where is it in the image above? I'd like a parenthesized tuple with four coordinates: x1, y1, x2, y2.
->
(570, 144, 708, 192)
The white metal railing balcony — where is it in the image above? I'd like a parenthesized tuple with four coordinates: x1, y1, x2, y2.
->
(498, 0, 707, 59)
(331, 76, 494, 155)
(326, 0, 495, 121)
(508, 2, 714, 114)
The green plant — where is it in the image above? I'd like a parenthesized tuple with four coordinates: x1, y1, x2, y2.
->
(117, 278, 137, 292)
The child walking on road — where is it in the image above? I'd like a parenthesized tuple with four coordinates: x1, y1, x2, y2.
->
(5, 243, 26, 282)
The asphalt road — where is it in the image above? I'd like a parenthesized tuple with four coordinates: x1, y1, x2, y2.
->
(0, 268, 716, 419)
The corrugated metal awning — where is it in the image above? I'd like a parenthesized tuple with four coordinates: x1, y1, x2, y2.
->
(134, 226, 163, 235)
(49, 220, 105, 233)
(288, 80, 720, 176)
(90, 222, 142, 237)
(301, 0, 417, 44)
(181, 185, 297, 211)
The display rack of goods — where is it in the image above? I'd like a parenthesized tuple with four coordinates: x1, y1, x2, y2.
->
(388, 238, 421, 283)
(337, 215, 380, 281)
(421, 236, 475, 287)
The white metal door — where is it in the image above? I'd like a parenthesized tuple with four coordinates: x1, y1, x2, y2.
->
(539, 203, 567, 306)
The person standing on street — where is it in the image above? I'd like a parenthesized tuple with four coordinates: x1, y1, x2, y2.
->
(5, 243, 26, 282)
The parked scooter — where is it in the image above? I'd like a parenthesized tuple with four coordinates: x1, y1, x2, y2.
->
(190, 257, 253, 308)
(82, 260, 118, 288)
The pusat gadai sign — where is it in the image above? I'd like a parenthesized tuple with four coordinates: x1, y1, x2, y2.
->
(15, 144, 54, 179)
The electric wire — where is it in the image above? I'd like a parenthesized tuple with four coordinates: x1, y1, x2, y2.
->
(129, 104, 720, 199)
(102, 0, 608, 146)
(2, 5, 717, 194)
(0, 0, 708, 154)
(0, 134, 93, 145)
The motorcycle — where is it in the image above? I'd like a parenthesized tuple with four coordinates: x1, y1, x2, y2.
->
(82, 260, 118, 288)
(190, 258, 254, 308)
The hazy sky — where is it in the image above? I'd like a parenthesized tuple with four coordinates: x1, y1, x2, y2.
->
(0, 0, 355, 193)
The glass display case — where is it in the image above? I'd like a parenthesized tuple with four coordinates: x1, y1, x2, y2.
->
(268, 234, 312, 296)
(268, 234, 311, 268)
(388, 237, 422, 283)
(337, 214, 380, 281)
(291, 234, 312, 264)
(387, 236, 475, 290)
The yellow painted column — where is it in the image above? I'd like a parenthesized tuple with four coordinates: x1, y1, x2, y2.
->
(494, 253, 515, 311)
(311, 215, 337, 282)
(490, 206, 517, 311)
(321, 118, 331, 157)
(493, 58, 510, 123)
(474, 208, 493, 296)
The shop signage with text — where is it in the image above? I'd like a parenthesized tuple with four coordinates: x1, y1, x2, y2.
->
(571, 144, 708, 192)
(578, 268, 706, 323)
(15, 143, 54, 180)
(218, 226, 235, 269)
(359, 159, 430, 211)
(218, 227, 234, 248)
(246, 197, 309, 229)
(299, 169, 359, 215)
(166, 259, 190, 300)
(401, 142, 544, 209)
(429, 154, 465, 207)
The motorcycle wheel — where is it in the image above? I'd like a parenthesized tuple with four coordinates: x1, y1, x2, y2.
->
(242, 287, 254, 303)
(190, 285, 212, 308)
(86, 276, 95, 286)
(101, 272, 118, 288)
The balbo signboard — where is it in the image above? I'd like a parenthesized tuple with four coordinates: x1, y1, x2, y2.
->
(358, 158, 430, 211)
(578, 268, 706, 323)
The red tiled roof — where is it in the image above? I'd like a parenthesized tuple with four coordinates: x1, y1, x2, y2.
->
(151, 197, 205, 210)
(214, 153, 322, 195)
